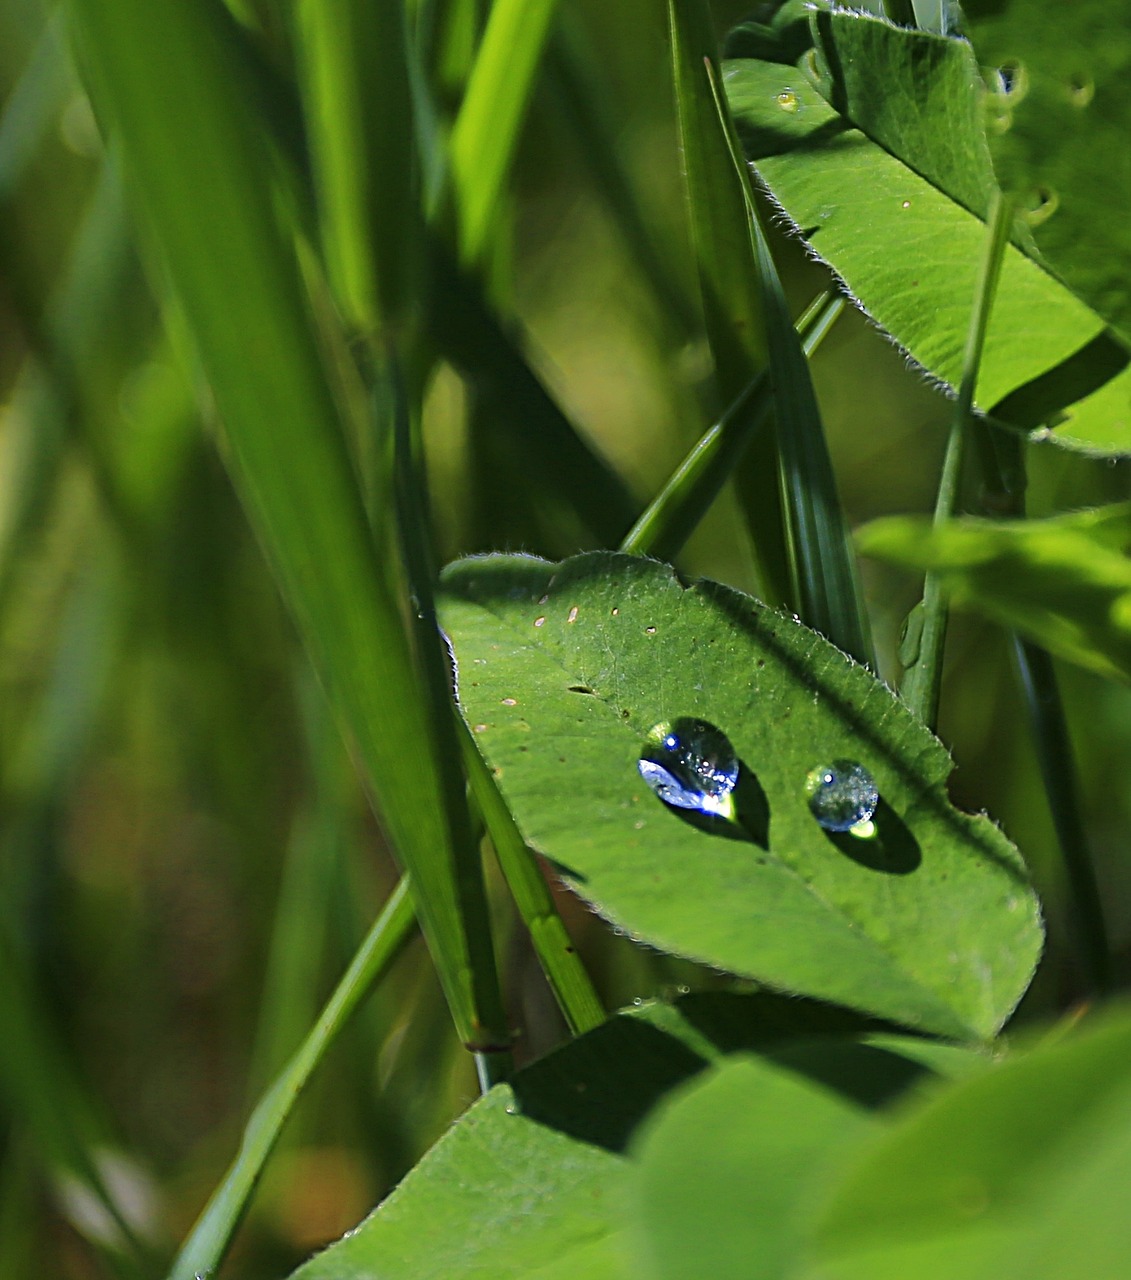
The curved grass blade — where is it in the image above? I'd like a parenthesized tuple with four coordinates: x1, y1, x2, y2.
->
(621, 292, 844, 563)
(167, 878, 417, 1280)
(64, 0, 497, 1061)
(448, 0, 558, 269)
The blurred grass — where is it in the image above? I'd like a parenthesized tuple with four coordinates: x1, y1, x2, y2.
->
(0, 0, 1129, 1277)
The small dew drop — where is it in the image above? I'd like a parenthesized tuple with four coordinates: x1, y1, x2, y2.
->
(775, 88, 799, 113)
(901, 200, 911, 209)
(501, 697, 517, 706)
(534, 616, 546, 628)
(638, 718, 739, 820)
(805, 760, 879, 834)
(567, 605, 579, 623)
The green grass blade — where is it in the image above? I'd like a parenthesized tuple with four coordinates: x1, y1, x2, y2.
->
(167, 877, 417, 1280)
(448, 0, 558, 269)
(699, 61, 873, 666)
(427, 240, 638, 547)
(667, 0, 791, 609)
(388, 353, 512, 1084)
(458, 716, 605, 1037)
(297, 0, 421, 332)
(621, 292, 844, 562)
(64, 0, 491, 1054)
(1011, 637, 1109, 995)
(899, 191, 1014, 727)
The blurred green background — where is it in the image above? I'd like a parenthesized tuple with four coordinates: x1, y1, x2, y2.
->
(2, 0, 1130, 1275)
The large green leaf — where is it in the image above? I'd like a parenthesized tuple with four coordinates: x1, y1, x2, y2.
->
(626, 1051, 879, 1280)
(723, 36, 1130, 453)
(287, 993, 951, 1280)
(808, 1005, 1131, 1280)
(438, 552, 1042, 1039)
(856, 503, 1131, 685)
(724, 57, 1101, 408)
(963, 0, 1131, 348)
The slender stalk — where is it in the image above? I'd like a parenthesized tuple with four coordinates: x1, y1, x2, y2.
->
(704, 59, 873, 666)
(458, 718, 605, 1036)
(1011, 637, 1109, 996)
(166, 878, 416, 1280)
(621, 292, 844, 562)
(900, 190, 1014, 728)
(387, 350, 513, 1086)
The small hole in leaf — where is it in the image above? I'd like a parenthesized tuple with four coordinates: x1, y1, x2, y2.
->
(1066, 71, 1094, 107)
(992, 61, 1027, 100)
(1022, 186, 1059, 227)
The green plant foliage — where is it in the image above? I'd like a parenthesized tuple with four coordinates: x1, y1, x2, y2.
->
(964, 0, 1131, 347)
(438, 552, 1042, 1039)
(626, 1052, 878, 1280)
(286, 993, 954, 1280)
(857, 503, 1131, 684)
(808, 1004, 1131, 1278)
(723, 22, 1131, 454)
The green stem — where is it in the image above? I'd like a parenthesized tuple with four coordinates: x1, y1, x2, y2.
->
(166, 878, 416, 1280)
(387, 350, 513, 1083)
(900, 190, 1014, 728)
(1011, 637, 1109, 996)
(621, 292, 844, 562)
(459, 718, 605, 1036)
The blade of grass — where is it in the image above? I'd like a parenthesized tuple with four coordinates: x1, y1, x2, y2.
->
(387, 351, 512, 1087)
(898, 190, 1014, 727)
(166, 877, 417, 1280)
(297, 0, 421, 334)
(621, 291, 844, 562)
(447, 0, 559, 270)
(701, 58, 874, 666)
(667, 0, 793, 609)
(65, 0, 495, 1060)
(1011, 636, 1109, 995)
(457, 716, 605, 1038)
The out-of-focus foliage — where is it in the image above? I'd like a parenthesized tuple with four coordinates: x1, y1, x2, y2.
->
(1, 1, 1130, 1277)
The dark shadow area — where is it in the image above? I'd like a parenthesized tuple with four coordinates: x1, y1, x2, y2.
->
(509, 1015, 708, 1154)
(509, 993, 941, 1156)
(825, 797, 921, 875)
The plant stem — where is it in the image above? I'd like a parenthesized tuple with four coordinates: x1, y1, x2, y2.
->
(166, 878, 417, 1280)
(621, 292, 844, 562)
(900, 190, 1014, 728)
(1011, 637, 1110, 996)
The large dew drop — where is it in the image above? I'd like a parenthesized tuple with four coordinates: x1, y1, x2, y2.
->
(638, 718, 739, 820)
(805, 759, 879, 835)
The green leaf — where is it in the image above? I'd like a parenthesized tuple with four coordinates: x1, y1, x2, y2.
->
(723, 50, 1127, 452)
(964, 0, 1131, 347)
(286, 993, 949, 1280)
(856, 503, 1131, 684)
(438, 552, 1043, 1039)
(810, 1005, 1131, 1280)
(626, 1052, 879, 1280)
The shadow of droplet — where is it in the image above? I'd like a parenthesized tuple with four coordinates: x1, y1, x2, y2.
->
(652, 759, 770, 849)
(825, 797, 921, 875)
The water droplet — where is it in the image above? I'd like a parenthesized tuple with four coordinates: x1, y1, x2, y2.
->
(638, 718, 739, 820)
(805, 759, 879, 834)
(775, 88, 799, 113)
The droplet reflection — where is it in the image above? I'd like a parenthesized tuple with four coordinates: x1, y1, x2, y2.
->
(638, 718, 739, 821)
(805, 760, 879, 835)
